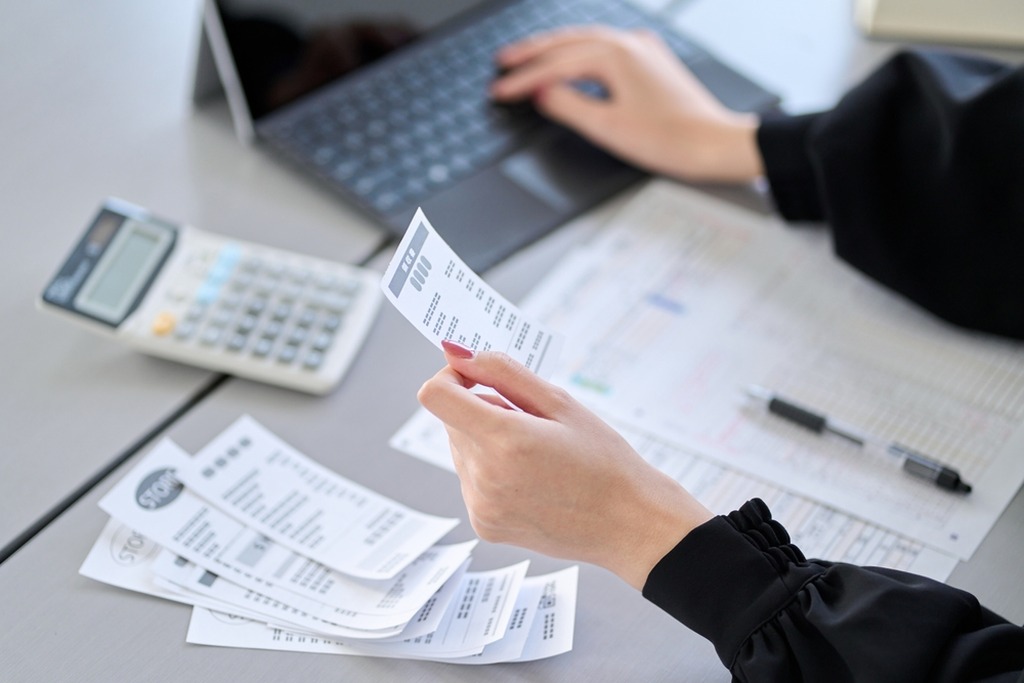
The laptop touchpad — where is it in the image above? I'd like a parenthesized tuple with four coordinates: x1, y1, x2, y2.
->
(499, 131, 639, 212)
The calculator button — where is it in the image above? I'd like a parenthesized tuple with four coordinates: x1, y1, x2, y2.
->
(196, 282, 221, 304)
(303, 350, 324, 369)
(262, 321, 283, 340)
(288, 327, 308, 345)
(246, 298, 267, 315)
(151, 312, 176, 336)
(185, 303, 206, 322)
(237, 315, 257, 333)
(253, 338, 273, 357)
(312, 332, 332, 351)
(279, 284, 301, 301)
(298, 308, 317, 327)
(319, 293, 351, 313)
(174, 321, 196, 340)
(272, 303, 292, 321)
(278, 345, 298, 364)
(201, 327, 224, 346)
(210, 308, 233, 327)
(322, 314, 342, 332)
(227, 334, 247, 352)
(208, 262, 234, 284)
(262, 262, 285, 280)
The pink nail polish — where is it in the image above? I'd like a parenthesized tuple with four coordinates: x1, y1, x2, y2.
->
(441, 339, 476, 359)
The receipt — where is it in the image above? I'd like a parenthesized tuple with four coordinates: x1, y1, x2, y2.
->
(152, 548, 467, 640)
(187, 561, 534, 662)
(172, 415, 459, 580)
(381, 208, 562, 376)
(184, 566, 577, 663)
(99, 438, 468, 632)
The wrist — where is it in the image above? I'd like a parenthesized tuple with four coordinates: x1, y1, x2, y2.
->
(663, 111, 764, 184)
(607, 471, 713, 590)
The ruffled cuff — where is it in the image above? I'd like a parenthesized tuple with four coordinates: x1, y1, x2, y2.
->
(642, 498, 819, 668)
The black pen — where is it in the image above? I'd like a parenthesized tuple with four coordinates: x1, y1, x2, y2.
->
(745, 385, 972, 494)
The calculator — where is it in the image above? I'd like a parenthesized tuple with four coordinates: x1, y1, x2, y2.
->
(39, 199, 383, 394)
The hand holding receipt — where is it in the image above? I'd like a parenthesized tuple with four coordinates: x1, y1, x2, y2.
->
(381, 208, 562, 377)
(745, 386, 973, 494)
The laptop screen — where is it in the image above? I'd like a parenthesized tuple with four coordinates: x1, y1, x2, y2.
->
(213, 0, 491, 121)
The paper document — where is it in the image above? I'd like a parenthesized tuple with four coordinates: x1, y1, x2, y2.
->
(172, 415, 458, 579)
(522, 180, 1024, 560)
(185, 567, 577, 664)
(390, 408, 958, 582)
(150, 548, 466, 640)
(99, 438, 468, 634)
(381, 208, 562, 376)
(85, 417, 578, 663)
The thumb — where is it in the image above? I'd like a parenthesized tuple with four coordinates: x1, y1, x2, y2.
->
(441, 340, 571, 419)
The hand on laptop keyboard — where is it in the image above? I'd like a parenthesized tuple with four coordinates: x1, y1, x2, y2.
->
(490, 26, 764, 183)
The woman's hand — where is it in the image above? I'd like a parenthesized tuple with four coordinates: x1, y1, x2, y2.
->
(491, 26, 764, 184)
(417, 341, 713, 590)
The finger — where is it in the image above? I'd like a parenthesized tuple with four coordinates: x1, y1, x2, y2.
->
(418, 366, 510, 433)
(491, 42, 615, 100)
(442, 348, 575, 419)
(475, 392, 515, 410)
(496, 25, 622, 67)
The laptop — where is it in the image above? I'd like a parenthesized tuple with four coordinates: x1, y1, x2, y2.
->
(197, 0, 780, 271)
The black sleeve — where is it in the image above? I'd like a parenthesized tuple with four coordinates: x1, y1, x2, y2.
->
(756, 50, 1024, 339)
(642, 499, 1024, 682)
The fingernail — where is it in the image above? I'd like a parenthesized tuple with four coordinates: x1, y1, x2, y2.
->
(441, 339, 476, 359)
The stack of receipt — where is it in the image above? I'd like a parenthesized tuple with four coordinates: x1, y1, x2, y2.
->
(80, 415, 577, 663)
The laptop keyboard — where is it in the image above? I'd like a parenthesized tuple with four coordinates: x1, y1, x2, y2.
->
(262, 0, 707, 216)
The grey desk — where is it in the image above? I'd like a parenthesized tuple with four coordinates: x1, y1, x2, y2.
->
(0, 0, 383, 550)
(2, 203, 734, 682)
(2, 0, 1023, 681)
(4, 190, 1024, 681)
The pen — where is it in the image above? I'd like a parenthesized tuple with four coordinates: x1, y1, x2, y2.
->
(745, 385, 972, 494)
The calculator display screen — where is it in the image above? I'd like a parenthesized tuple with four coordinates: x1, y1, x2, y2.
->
(73, 219, 175, 324)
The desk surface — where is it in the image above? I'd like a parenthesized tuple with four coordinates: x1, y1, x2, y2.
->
(3, 189, 1024, 682)
(1, 203, 735, 682)
(2, 0, 1023, 680)
(0, 0, 383, 550)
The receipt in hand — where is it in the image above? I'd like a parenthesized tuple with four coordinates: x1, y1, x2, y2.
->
(381, 208, 562, 377)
